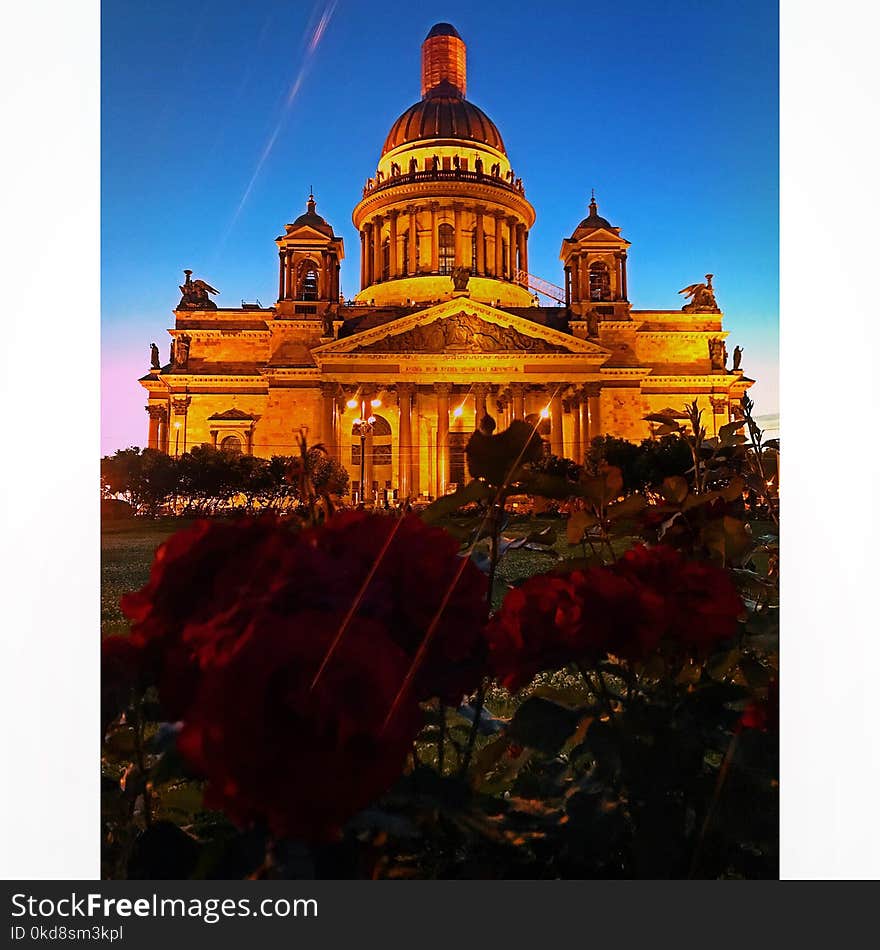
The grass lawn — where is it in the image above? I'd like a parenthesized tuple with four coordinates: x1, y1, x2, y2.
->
(101, 518, 194, 636)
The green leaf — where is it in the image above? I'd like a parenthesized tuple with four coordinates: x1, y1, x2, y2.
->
(420, 480, 493, 523)
(507, 696, 584, 755)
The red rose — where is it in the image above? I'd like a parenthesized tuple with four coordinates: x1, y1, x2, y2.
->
(176, 608, 423, 842)
(612, 545, 743, 651)
(122, 513, 488, 717)
(486, 567, 663, 691)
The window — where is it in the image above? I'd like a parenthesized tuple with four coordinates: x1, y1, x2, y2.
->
(438, 223, 455, 275)
(589, 261, 611, 301)
(220, 434, 242, 455)
(297, 261, 319, 300)
(374, 444, 392, 466)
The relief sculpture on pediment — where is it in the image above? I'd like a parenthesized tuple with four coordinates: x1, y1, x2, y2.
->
(355, 312, 568, 354)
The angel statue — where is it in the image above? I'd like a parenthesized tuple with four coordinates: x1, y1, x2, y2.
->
(732, 345, 743, 371)
(178, 269, 219, 310)
(451, 265, 471, 293)
(679, 273, 719, 313)
(149, 342, 160, 370)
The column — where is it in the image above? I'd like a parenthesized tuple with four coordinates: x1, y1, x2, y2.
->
(507, 218, 517, 280)
(389, 210, 399, 278)
(245, 428, 254, 456)
(320, 384, 337, 459)
(146, 405, 161, 450)
(363, 223, 373, 286)
(576, 394, 588, 461)
(430, 202, 439, 273)
(359, 231, 366, 288)
(408, 206, 417, 275)
(564, 266, 571, 307)
(522, 228, 529, 277)
(494, 211, 504, 278)
(364, 430, 375, 503)
(319, 250, 328, 299)
(516, 224, 526, 282)
(550, 392, 564, 457)
(511, 383, 526, 420)
(473, 383, 489, 423)
(373, 215, 383, 282)
(475, 206, 485, 275)
(278, 251, 286, 300)
(570, 254, 580, 302)
(158, 412, 168, 455)
(579, 254, 589, 302)
(620, 251, 628, 301)
(586, 385, 602, 441)
(397, 384, 414, 500)
(435, 383, 451, 496)
(453, 203, 462, 267)
(287, 250, 295, 299)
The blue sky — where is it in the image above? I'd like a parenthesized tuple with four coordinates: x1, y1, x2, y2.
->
(102, 0, 778, 453)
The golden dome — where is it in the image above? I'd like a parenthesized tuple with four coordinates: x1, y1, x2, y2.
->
(381, 95, 506, 156)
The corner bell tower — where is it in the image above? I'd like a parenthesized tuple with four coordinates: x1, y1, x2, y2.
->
(560, 195, 631, 333)
(275, 193, 344, 315)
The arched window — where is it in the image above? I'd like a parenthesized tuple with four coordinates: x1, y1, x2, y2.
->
(438, 223, 455, 275)
(589, 261, 611, 301)
(220, 434, 242, 455)
(297, 261, 320, 300)
(382, 238, 390, 280)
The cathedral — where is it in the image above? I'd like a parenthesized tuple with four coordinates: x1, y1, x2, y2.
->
(140, 22, 752, 503)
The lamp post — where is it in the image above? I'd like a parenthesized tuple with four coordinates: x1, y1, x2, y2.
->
(347, 395, 381, 504)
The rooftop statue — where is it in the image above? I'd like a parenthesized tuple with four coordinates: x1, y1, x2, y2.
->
(178, 269, 219, 310)
(149, 342, 160, 370)
(732, 345, 743, 371)
(451, 265, 471, 292)
(679, 273, 719, 313)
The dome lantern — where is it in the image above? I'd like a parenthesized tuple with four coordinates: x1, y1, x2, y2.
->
(421, 23, 466, 99)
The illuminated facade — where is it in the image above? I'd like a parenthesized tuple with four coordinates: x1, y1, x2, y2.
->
(140, 23, 752, 502)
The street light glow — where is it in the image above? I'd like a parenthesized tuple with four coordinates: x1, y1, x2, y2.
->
(452, 405, 464, 418)
(540, 406, 550, 419)
(371, 398, 382, 408)
(346, 398, 359, 409)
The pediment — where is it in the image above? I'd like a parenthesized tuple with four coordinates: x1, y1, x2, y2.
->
(313, 298, 610, 358)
